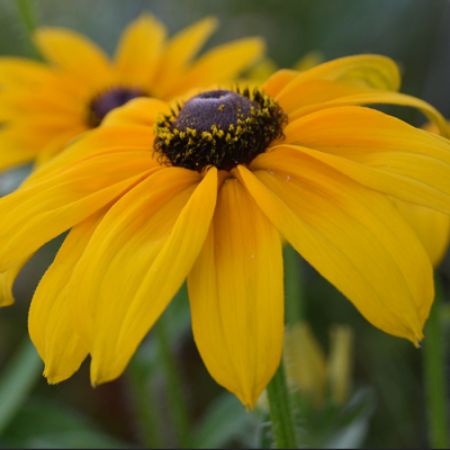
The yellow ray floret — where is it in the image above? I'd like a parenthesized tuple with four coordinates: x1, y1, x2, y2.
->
(392, 121, 450, 267)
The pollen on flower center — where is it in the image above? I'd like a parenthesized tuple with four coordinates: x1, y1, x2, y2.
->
(154, 88, 287, 171)
(87, 87, 147, 127)
(175, 90, 253, 131)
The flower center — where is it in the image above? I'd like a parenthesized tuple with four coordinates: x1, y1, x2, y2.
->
(87, 87, 147, 127)
(154, 88, 287, 171)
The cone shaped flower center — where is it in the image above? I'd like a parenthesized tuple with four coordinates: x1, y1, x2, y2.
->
(154, 88, 287, 171)
(88, 87, 147, 127)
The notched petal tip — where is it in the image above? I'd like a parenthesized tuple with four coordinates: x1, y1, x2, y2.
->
(43, 366, 63, 385)
(41, 351, 86, 385)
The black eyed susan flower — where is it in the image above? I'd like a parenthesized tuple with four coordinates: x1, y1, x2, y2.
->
(1, 55, 450, 408)
(0, 14, 263, 170)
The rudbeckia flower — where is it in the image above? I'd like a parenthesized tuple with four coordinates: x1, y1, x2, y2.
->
(395, 121, 450, 267)
(0, 14, 263, 170)
(0, 55, 449, 408)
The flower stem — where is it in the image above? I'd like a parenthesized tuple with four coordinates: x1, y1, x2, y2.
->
(266, 361, 298, 449)
(284, 244, 304, 324)
(16, 0, 36, 33)
(128, 360, 163, 448)
(423, 275, 449, 449)
(156, 318, 191, 448)
(15, 0, 40, 57)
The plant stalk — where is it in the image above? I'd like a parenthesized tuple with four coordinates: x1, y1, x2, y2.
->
(156, 318, 191, 448)
(266, 361, 298, 449)
(423, 275, 450, 449)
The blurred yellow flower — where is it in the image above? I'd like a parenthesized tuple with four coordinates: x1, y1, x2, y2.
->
(0, 55, 449, 407)
(284, 323, 353, 407)
(0, 14, 264, 170)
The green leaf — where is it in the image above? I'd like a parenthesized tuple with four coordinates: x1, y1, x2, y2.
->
(0, 339, 42, 433)
(191, 393, 257, 448)
(0, 397, 128, 448)
(325, 388, 376, 449)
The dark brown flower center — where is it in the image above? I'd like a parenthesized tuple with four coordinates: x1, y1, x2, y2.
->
(87, 87, 147, 127)
(154, 88, 287, 171)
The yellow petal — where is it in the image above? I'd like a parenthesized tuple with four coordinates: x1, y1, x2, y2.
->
(68, 168, 217, 384)
(101, 97, 169, 127)
(154, 17, 218, 96)
(34, 28, 112, 86)
(28, 213, 104, 383)
(188, 178, 283, 408)
(0, 58, 50, 86)
(114, 14, 166, 87)
(0, 115, 85, 172)
(26, 123, 155, 186)
(0, 127, 39, 170)
(283, 106, 450, 214)
(0, 75, 87, 123)
(169, 38, 265, 97)
(279, 54, 400, 95)
(237, 155, 434, 344)
(287, 88, 448, 136)
(276, 78, 371, 115)
(24, 119, 157, 187)
(0, 263, 24, 306)
(262, 69, 300, 97)
(68, 168, 199, 346)
(395, 201, 450, 267)
(0, 151, 154, 271)
(34, 131, 87, 167)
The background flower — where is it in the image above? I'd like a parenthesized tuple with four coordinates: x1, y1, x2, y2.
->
(0, 14, 263, 171)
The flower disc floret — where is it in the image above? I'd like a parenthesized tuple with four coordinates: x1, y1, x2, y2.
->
(154, 87, 287, 171)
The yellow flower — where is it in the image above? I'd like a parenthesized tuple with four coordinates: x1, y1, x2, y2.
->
(0, 55, 449, 408)
(284, 323, 353, 407)
(0, 14, 264, 170)
(394, 121, 450, 267)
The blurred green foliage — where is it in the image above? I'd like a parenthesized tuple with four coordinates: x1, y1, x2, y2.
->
(0, 0, 449, 448)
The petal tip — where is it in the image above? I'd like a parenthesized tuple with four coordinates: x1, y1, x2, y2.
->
(43, 366, 65, 385)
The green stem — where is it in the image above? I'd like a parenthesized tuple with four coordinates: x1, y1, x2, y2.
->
(284, 244, 304, 324)
(15, 0, 41, 57)
(128, 360, 163, 448)
(423, 275, 450, 449)
(156, 318, 191, 448)
(16, 0, 37, 33)
(266, 361, 298, 449)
